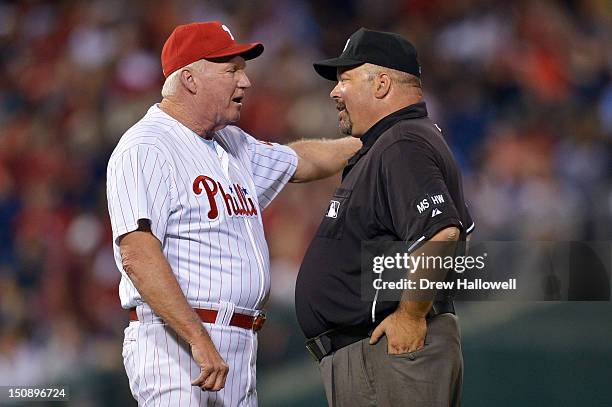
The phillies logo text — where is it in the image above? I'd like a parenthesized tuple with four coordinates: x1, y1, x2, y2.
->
(193, 175, 257, 220)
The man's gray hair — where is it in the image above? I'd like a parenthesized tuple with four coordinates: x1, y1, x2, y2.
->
(161, 59, 207, 98)
(364, 64, 422, 90)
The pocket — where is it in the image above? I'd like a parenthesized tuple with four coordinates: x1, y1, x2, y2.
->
(315, 188, 352, 240)
(122, 323, 138, 356)
(389, 343, 430, 360)
(385, 327, 431, 360)
(123, 336, 137, 347)
(122, 324, 140, 398)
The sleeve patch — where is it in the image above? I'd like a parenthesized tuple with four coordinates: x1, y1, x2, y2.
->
(414, 192, 449, 217)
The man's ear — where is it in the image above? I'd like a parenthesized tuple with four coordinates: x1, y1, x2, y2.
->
(374, 72, 391, 99)
(179, 69, 198, 94)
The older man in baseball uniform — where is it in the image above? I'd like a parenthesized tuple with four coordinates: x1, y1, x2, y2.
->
(106, 21, 361, 406)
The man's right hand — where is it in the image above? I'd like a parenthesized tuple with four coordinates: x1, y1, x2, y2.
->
(190, 339, 229, 391)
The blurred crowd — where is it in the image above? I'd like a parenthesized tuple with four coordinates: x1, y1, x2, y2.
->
(1, 0, 611, 402)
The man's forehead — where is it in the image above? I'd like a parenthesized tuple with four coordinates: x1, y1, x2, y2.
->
(207, 55, 246, 68)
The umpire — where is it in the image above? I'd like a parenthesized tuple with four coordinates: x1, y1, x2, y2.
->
(295, 28, 475, 406)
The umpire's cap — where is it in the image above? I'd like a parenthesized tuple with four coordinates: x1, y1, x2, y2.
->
(313, 28, 421, 81)
(161, 21, 264, 78)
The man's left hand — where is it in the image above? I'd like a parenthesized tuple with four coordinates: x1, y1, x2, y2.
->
(369, 310, 427, 355)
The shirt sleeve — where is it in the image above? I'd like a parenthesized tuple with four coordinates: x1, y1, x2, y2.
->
(245, 133, 298, 209)
(106, 144, 173, 245)
(377, 139, 463, 242)
(465, 203, 475, 235)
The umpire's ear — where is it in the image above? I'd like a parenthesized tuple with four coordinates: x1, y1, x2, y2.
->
(373, 71, 391, 99)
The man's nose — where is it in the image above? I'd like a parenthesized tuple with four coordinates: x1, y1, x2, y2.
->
(329, 82, 341, 99)
(238, 71, 251, 88)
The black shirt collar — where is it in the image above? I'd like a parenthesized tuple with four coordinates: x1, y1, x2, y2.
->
(342, 101, 428, 180)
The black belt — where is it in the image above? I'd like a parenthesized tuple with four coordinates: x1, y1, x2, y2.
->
(305, 300, 455, 362)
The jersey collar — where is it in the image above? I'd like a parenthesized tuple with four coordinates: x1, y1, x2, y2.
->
(342, 101, 428, 180)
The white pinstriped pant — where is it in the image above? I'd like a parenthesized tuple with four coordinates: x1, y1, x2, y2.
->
(122, 306, 258, 406)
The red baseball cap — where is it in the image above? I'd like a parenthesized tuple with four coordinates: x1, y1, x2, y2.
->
(161, 21, 264, 78)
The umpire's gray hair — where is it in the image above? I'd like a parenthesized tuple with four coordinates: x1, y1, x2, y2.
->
(363, 63, 422, 91)
(161, 59, 207, 98)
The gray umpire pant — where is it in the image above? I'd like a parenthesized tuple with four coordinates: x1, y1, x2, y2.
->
(319, 313, 463, 407)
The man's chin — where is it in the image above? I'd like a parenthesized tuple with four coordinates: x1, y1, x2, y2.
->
(228, 112, 241, 124)
(338, 116, 353, 135)
(339, 124, 352, 136)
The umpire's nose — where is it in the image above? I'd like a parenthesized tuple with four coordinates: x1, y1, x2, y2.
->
(330, 81, 341, 100)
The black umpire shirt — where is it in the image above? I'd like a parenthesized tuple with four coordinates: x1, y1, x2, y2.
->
(295, 102, 474, 339)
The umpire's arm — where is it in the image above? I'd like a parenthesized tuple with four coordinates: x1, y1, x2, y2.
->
(119, 220, 229, 392)
(288, 136, 362, 183)
(370, 226, 460, 354)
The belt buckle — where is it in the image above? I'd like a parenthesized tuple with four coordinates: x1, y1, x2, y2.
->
(305, 341, 321, 362)
(305, 336, 329, 362)
(252, 312, 266, 332)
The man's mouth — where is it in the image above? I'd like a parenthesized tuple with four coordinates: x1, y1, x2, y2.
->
(232, 96, 244, 104)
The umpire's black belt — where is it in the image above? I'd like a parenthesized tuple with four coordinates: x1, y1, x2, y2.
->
(305, 300, 455, 362)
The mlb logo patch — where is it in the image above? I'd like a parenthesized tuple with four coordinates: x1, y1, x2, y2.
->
(326, 200, 340, 218)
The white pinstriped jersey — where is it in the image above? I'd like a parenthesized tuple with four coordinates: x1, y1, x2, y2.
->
(107, 104, 298, 316)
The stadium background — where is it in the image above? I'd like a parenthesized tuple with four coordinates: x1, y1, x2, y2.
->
(1, 0, 611, 405)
